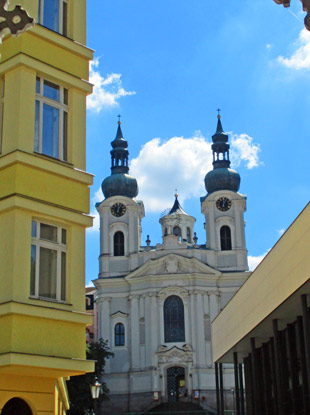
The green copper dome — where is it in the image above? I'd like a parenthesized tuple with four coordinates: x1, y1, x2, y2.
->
(101, 120, 139, 199)
(205, 167, 240, 194)
(102, 173, 138, 199)
(204, 114, 240, 194)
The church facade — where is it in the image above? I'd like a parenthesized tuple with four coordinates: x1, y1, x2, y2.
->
(94, 116, 251, 413)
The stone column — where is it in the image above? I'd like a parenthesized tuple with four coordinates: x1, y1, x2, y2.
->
(183, 293, 190, 344)
(189, 290, 197, 355)
(145, 293, 152, 367)
(195, 290, 206, 389)
(208, 291, 220, 367)
(129, 294, 140, 369)
(204, 294, 212, 368)
(98, 296, 111, 371)
(150, 293, 159, 367)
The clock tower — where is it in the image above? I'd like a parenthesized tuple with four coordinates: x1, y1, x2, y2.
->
(96, 121, 144, 278)
(201, 115, 248, 272)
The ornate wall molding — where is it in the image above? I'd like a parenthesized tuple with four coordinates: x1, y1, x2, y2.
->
(0, 0, 34, 39)
(273, 0, 310, 31)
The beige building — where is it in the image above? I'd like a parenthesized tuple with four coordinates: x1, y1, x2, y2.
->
(94, 116, 251, 414)
(212, 202, 310, 415)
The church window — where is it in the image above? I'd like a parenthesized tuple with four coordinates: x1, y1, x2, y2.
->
(220, 225, 232, 251)
(204, 314, 211, 341)
(164, 227, 168, 236)
(114, 231, 124, 256)
(115, 322, 125, 346)
(139, 318, 145, 345)
(35, 77, 68, 161)
(164, 295, 185, 343)
(173, 226, 182, 241)
(187, 227, 191, 242)
(30, 220, 66, 301)
(38, 0, 68, 36)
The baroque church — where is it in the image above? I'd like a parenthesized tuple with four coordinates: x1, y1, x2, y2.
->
(94, 115, 251, 413)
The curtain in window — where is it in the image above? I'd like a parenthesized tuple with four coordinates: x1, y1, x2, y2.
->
(164, 295, 185, 343)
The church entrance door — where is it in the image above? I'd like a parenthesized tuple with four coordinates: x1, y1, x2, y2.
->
(167, 366, 185, 402)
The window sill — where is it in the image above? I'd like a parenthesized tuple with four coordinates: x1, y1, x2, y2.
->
(34, 151, 73, 167)
(29, 296, 72, 306)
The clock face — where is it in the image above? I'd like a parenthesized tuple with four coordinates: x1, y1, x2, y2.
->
(111, 203, 126, 217)
(216, 197, 232, 212)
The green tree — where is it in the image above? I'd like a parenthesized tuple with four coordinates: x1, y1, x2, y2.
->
(67, 339, 113, 415)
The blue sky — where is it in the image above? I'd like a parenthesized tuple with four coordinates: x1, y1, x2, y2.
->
(85, 0, 310, 285)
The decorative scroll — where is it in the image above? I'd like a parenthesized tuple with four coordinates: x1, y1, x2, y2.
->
(273, 0, 310, 31)
(0, 0, 34, 40)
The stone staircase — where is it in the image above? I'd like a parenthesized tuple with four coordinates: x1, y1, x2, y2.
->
(146, 402, 210, 414)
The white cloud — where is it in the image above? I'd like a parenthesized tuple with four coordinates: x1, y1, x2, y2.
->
(87, 58, 136, 112)
(266, 43, 272, 50)
(277, 28, 310, 69)
(130, 134, 212, 212)
(248, 252, 268, 271)
(130, 132, 261, 213)
(230, 134, 261, 169)
(87, 187, 104, 233)
(278, 228, 285, 236)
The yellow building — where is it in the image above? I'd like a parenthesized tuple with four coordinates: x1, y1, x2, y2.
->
(212, 202, 310, 415)
(0, 1, 94, 414)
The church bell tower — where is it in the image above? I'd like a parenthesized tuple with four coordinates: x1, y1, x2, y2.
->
(201, 114, 248, 271)
(96, 120, 144, 278)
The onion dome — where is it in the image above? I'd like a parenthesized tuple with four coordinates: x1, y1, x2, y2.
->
(204, 113, 240, 194)
(101, 119, 138, 199)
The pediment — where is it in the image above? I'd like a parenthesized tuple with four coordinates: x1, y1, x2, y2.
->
(110, 311, 128, 318)
(125, 253, 221, 281)
(157, 345, 193, 364)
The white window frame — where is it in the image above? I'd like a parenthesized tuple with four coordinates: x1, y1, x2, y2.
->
(38, 0, 68, 36)
(30, 220, 67, 302)
(35, 77, 68, 161)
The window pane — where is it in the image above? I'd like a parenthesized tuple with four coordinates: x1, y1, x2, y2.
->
(43, 0, 59, 32)
(40, 223, 57, 242)
(43, 80, 60, 102)
(39, 247, 57, 299)
(61, 252, 66, 301)
(63, 88, 68, 105)
(34, 100, 40, 152)
(36, 77, 40, 94)
(61, 228, 67, 244)
(63, 111, 68, 161)
(62, 1, 68, 36)
(30, 245, 36, 295)
(42, 103, 59, 158)
(31, 221, 37, 237)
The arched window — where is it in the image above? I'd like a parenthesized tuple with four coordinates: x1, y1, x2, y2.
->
(114, 231, 124, 256)
(2, 398, 32, 415)
(187, 227, 191, 242)
(173, 226, 182, 241)
(220, 226, 232, 251)
(164, 227, 168, 236)
(164, 295, 185, 343)
(115, 322, 125, 346)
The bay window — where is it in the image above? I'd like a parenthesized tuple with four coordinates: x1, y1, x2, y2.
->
(35, 77, 68, 161)
(38, 0, 68, 36)
(30, 220, 67, 301)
